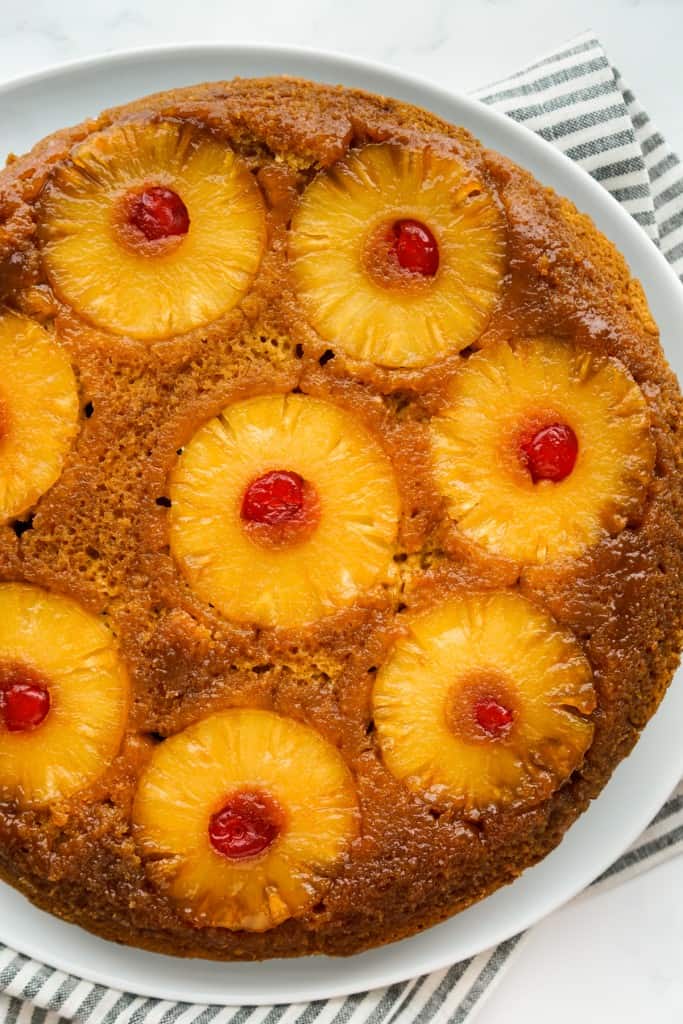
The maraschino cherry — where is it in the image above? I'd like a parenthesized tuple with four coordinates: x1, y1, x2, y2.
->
(1, 678, 50, 733)
(474, 697, 514, 738)
(129, 186, 190, 241)
(392, 219, 439, 276)
(241, 470, 306, 526)
(520, 422, 578, 483)
(209, 791, 282, 860)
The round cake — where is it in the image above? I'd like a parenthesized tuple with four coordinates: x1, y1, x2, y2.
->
(0, 76, 681, 961)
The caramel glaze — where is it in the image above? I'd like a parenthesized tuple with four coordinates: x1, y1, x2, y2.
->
(0, 77, 680, 959)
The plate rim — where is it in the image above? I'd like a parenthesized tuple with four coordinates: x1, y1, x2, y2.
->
(0, 40, 681, 1006)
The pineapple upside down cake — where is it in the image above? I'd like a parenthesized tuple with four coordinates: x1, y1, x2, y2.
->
(0, 76, 680, 960)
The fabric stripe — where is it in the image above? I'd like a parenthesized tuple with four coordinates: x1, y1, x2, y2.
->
(595, 823, 683, 885)
(393, 968, 447, 1024)
(650, 789, 683, 825)
(21, 966, 56, 1003)
(476, 37, 683, 271)
(660, 208, 683, 238)
(502, 78, 616, 123)
(26, 970, 70, 1014)
(562, 128, 637, 163)
(591, 156, 648, 181)
(478, 56, 611, 105)
(649, 152, 679, 181)
(2, 31, 682, 1024)
(6, 996, 23, 1024)
(664, 239, 683, 263)
(535, 102, 630, 142)
(449, 937, 524, 1024)
(384, 975, 428, 1023)
(1, 956, 27, 989)
(485, 35, 601, 85)
(610, 183, 651, 203)
(408, 959, 473, 1022)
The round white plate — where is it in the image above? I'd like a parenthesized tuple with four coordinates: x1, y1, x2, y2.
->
(0, 43, 681, 1007)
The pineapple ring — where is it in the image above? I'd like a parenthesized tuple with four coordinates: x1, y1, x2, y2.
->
(372, 591, 596, 812)
(430, 338, 655, 564)
(0, 583, 130, 807)
(288, 143, 507, 368)
(39, 121, 266, 340)
(169, 393, 401, 628)
(133, 708, 360, 932)
(0, 311, 79, 523)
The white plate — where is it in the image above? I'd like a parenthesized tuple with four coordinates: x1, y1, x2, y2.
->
(0, 43, 682, 1007)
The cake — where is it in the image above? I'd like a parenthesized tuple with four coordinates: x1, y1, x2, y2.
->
(0, 75, 680, 961)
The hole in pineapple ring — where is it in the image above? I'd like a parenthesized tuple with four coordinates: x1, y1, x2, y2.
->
(208, 789, 285, 861)
(361, 216, 440, 290)
(240, 469, 321, 549)
(112, 184, 190, 256)
(445, 669, 517, 744)
(0, 661, 51, 733)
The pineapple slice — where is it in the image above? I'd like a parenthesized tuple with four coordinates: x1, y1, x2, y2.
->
(0, 311, 78, 523)
(373, 591, 595, 812)
(288, 144, 507, 368)
(133, 708, 359, 932)
(430, 338, 654, 564)
(0, 583, 130, 806)
(169, 393, 400, 628)
(39, 121, 266, 340)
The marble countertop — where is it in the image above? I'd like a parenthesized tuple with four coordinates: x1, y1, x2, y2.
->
(1, 2, 682, 1021)
(2, 0, 683, 157)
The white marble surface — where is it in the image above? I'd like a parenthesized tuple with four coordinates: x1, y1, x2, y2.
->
(0, 2, 682, 1022)
(2, 0, 683, 156)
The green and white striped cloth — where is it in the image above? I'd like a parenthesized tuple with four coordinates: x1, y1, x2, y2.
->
(1, 31, 682, 1024)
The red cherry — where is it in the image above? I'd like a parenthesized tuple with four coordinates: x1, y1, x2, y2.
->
(2, 680, 50, 732)
(209, 791, 282, 860)
(392, 219, 439, 276)
(128, 187, 190, 241)
(241, 470, 305, 526)
(520, 422, 578, 483)
(475, 697, 514, 738)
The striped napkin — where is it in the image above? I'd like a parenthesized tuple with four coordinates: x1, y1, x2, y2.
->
(2, 31, 682, 1024)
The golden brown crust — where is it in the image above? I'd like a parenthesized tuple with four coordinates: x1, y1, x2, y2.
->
(0, 75, 681, 960)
